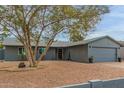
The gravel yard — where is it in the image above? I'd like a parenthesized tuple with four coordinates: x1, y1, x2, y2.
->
(0, 61, 124, 87)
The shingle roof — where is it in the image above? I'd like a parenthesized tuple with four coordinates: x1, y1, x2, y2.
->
(69, 36, 105, 46)
(3, 38, 69, 47)
(70, 35, 123, 47)
(3, 36, 123, 47)
(118, 41, 124, 46)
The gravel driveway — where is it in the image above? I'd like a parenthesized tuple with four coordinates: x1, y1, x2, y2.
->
(0, 61, 124, 88)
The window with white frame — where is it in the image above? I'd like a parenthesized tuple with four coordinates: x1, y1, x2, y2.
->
(18, 48, 25, 55)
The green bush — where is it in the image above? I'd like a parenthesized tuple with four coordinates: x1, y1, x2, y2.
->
(0, 43, 3, 49)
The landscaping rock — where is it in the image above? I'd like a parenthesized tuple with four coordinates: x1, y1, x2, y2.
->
(18, 62, 26, 68)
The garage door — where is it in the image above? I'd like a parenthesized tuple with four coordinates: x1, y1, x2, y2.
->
(92, 48, 116, 62)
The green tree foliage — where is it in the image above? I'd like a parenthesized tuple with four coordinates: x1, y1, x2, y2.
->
(0, 26, 9, 49)
(68, 6, 109, 42)
(0, 5, 109, 67)
(0, 43, 3, 49)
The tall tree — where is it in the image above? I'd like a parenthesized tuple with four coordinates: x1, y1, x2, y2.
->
(0, 5, 109, 67)
(68, 6, 109, 42)
(0, 32, 8, 49)
(0, 27, 9, 49)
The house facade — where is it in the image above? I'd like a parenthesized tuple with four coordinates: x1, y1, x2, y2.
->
(0, 36, 123, 62)
(69, 36, 122, 62)
(119, 41, 124, 60)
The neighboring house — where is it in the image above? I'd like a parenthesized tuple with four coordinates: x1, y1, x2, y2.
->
(118, 41, 124, 60)
(0, 36, 123, 62)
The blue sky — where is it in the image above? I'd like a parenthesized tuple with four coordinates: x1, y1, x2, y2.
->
(2, 6, 124, 41)
(86, 6, 124, 41)
(57, 6, 124, 41)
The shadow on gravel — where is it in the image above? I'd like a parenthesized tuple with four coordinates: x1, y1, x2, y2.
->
(0, 65, 47, 72)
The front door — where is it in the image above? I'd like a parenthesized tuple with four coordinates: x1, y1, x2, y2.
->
(57, 48, 63, 60)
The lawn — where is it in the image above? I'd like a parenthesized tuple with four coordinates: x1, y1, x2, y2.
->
(0, 61, 124, 87)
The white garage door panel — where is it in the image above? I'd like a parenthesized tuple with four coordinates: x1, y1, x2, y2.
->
(92, 48, 116, 62)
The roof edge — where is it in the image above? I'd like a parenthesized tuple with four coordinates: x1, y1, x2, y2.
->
(88, 36, 124, 47)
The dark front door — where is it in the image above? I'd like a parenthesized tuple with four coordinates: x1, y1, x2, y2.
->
(57, 48, 63, 60)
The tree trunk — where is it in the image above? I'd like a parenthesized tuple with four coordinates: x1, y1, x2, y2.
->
(23, 45, 32, 66)
(24, 46, 37, 67)
(37, 40, 53, 65)
(24, 25, 37, 67)
(28, 45, 37, 67)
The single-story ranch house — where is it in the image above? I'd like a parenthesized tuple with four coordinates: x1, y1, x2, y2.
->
(0, 36, 123, 62)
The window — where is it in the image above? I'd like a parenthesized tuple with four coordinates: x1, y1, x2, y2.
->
(18, 48, 25, 55)
(39, 47, 45, 54)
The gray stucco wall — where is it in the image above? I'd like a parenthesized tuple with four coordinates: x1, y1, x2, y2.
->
(88, 37, 120, 62)
(4, 46, 57, 61)
(36, 47, 56, 60)
(4, 46, 75, 61)
(4, 46, 21, 61)
(63, 47, 70, 60)
(45, 47, 56, 60)
(69, 45, 88, 62)
(0, 49, 4, 60)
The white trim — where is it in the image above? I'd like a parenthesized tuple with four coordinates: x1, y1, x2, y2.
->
(18, 47, 24, 55)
